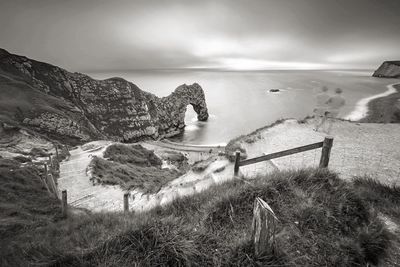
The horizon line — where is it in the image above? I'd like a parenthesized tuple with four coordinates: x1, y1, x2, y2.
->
(82, 67, 376, 73)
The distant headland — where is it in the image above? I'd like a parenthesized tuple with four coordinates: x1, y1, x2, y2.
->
(373, 61, 400, 78)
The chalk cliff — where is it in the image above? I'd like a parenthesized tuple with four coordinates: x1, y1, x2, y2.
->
(0, 48, 208, 144)
(373, 61, 400, 78)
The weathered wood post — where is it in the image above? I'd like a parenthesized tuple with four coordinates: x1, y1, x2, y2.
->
(55, 145, 59, 161)
(44, 163, 48, 177)
(41, 163, 51, 194)
(234, 151, 240, 176)
(319, 136, 334, 168)
(61, 190, 68, 217)
(252, 197, 279, 257)
(124, 193, 129, 212)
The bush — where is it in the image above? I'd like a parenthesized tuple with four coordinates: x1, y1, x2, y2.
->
(91, 144, 182, 193)
(29, 147, 49, 157)
(104, 144, 162, 167)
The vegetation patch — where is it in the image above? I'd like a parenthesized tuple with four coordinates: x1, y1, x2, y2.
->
(3, 167, 396, 266)
(0, 159, 61, 266)
(353, 176, 400, 265)
(90, 144, 183, 193)
(192, 156, 218, 172)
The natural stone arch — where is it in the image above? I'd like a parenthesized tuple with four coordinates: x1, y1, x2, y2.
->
(153, 83, 209, 137)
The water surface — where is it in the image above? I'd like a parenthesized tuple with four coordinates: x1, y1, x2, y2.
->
(88, 70, 397, 145)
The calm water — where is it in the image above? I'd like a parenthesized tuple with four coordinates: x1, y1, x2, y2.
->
(88, 70, 397, 145)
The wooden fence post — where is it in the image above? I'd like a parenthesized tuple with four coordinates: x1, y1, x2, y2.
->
(61, 190, 68, 217)
(124, 193, 129, 212)
(234, 151, 240, 176)
(55, 145, 59, 161)
(41, 163, 51, 194)
(319, 136, 334, 168)
(252, 197, 279, 257)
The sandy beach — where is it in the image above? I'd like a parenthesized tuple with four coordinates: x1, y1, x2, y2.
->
(344, 82, 400, 121)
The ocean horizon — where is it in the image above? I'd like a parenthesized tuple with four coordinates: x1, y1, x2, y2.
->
(87, 69, 398, 145)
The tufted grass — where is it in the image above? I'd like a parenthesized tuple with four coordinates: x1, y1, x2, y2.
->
(2, 161, 397, 266)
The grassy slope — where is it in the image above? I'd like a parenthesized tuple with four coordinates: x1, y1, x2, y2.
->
(0, 71, 75, 123)
(91, 144, 183, 193)
(2, 164, 398, 266)
(0, 159, 61, 266)
(361, 84, 400, 123)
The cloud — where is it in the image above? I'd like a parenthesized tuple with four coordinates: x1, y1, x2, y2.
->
(0, 0, 399, 70)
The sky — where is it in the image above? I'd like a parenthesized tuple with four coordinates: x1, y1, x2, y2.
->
(0, 0, 399, 71)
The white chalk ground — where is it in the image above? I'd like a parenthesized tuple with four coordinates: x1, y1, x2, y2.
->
(59, 119, 400, 212)
(59, 140, 233, 212)
(238, 119, 400, 184)
(344, 83, 398, 121)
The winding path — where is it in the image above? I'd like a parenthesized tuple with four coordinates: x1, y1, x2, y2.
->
(59, 118, 400, 212)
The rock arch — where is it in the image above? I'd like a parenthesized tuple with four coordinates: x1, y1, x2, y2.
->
(152, 83, 209, 138)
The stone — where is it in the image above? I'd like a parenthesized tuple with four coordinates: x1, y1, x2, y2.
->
(0, 48, 209, 144)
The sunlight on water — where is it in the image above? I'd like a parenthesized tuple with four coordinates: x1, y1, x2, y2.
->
(88, 70, 397, 145)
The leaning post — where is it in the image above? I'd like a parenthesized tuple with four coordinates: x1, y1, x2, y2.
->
(124, 193, 129, 212)
(319, 136, 334, 168)
(55, 145, 59, 162)
(252, 197, 279, 257)
(234, 151, 241, 176)
(61, 190, 68, 218)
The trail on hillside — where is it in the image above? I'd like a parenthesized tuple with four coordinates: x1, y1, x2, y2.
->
(59, 120, 400, 212)
(59, 141, 234, 212)
(58, 141, 125, 211)
(237, 119, 400, 185)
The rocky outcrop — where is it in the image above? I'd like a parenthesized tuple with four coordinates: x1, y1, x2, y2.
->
(0, 48, 208, 144)
(373, 61, 400, 78)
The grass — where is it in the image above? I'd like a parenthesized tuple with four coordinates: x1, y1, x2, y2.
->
(90, 144, 183, 193)
(0, 159, 62, 266)
(352, 176, 400, 266)
(2, 163, 397, 266)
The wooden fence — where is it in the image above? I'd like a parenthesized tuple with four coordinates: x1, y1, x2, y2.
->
(234, 136, 333, 175)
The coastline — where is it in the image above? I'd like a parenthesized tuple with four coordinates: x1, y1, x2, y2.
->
(344, 82, 400, 122)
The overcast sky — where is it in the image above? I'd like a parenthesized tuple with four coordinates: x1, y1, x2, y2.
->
(1, 0, 399, 71)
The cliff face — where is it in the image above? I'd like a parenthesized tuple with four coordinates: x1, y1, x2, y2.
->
(373, 61, 400, 78)
(0, 49, 208, 144)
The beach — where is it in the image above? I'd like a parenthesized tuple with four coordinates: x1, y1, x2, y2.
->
(344, 82, 400, 122)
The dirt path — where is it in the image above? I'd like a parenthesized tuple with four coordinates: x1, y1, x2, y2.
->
(58, 141, 126, 211)
(59, 119, 400, 212)
(237, 119, 400, 185)
(59, 140, 234, 212)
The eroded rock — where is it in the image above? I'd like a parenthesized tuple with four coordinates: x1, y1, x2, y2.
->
(373, 61, 400, 78)
(0, 48, 209, 144)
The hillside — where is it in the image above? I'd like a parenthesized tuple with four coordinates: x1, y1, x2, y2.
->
(373, 61, 400, 78)
(0, 48, 208, 145)
(2, 160, 398, 266)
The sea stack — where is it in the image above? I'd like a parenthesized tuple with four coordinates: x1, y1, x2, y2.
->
(373, 61, 400, 78)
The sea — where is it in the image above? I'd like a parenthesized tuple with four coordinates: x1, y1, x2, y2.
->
(87, 70, 398, 145)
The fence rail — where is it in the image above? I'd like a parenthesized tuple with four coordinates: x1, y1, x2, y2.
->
(234, 136, 333, 175)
